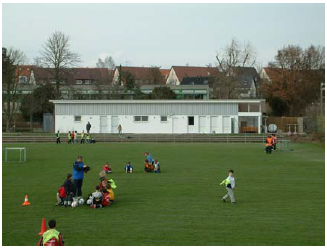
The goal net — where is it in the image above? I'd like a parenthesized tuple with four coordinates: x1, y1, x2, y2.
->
(278, 140, 292, 151)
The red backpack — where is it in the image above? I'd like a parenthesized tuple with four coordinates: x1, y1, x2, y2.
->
(58, 186, 66, 198)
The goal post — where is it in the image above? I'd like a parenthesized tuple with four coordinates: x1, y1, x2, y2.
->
(277, 140, 292, 151)
(3, 147, 27, 162)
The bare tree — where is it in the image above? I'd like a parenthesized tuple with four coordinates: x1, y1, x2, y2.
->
(213, 39, 256, 99)
(2, 47, 27, 132)
(96, 55, 116, 70)
(261, 45, 325, 116)
(39, 31, 80, 98)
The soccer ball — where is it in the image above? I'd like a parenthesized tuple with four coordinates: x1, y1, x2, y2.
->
(71, 201, 78, 208)
(79, 199, 84, 205)
(86, 199, 92, 205)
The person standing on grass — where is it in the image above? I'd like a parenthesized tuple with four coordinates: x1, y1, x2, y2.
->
(86, 122, 91, 134)
(265, 135, 273, 154)
(81, 130, 85, 144)
(67, 131, 71, 144)
(38, 219, 64, 246)
(72, 155, 87, 200)
(74, 131, 78, 144)
(220, 169, 236, 204)
(71, 131, 75, 144)
(56, 131, 61, 144)
(118, 124, 122, 135)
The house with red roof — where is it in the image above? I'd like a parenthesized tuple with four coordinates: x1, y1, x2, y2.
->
(166, 66, 218, 85)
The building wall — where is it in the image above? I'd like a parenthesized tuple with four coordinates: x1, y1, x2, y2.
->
(166, 68, 179, 85)
(55, 114, 239, 134)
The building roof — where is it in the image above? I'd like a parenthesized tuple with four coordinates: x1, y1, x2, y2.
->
(160, 69, 170, 78)
(116, 66, 164, 85)
(32, 67, 112, 84)
(172, 66, 218, 82)
(15, 65, 36, 81)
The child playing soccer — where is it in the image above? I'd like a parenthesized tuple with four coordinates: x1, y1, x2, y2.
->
(125, 161, 133, 173)
(220, 169, 236, 204)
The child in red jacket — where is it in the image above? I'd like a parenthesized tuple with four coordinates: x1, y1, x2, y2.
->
(102, 162, 112, 174)
(102, 189, 110, 207)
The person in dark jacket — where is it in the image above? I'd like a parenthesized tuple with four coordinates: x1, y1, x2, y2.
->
(72, 155, 87, 199)
(86, 122, 91, 133)
(63, 173, 74, 206)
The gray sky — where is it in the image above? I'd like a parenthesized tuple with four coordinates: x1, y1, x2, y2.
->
(2, 3, 325, 69)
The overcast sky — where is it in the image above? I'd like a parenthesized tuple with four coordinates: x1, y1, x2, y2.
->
(2, 3, 325, 69)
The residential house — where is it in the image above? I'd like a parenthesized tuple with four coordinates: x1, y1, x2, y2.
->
(112, 66, 164, 86)
(166, 66, 218, 85)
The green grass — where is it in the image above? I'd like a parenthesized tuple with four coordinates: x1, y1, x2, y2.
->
(2, 142, 325, 246)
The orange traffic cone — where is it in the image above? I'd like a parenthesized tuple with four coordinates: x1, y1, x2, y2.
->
(22, 195, 30, 206)
(38, 218, 47, 235)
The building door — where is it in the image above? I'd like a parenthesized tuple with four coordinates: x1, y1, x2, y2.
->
(222, 116, 231, 133)
(100, 116, 108, 133)
(187, 116, 195, 133)
(199, 116, 206, 133)
(111, 116, 119, 133)
(210, 116, 219, 133)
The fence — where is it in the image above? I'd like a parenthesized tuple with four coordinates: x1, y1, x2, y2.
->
(2, 133, 287, 144)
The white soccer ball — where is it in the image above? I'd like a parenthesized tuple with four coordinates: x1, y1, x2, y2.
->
(79, 199, 84, 205)
(86, 199, 92, 205)
(71, 201, 78, 208)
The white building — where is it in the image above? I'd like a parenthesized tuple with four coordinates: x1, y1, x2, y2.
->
(50, 100, 265, 134)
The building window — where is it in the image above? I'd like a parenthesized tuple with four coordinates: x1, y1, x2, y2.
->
(134, 116, 148, 122)
(161, 116, 168, 122)
(74, 116, 81, 122)
(76, 80, 83, 85)
(85, 80, 91, 84)
(188, 116, 194, 126)
(19, 76, 28, 83)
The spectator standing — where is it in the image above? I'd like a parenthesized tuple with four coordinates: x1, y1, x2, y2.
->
(86, 122, 91, 134)
(118, 124, 122, 135)
(72, 155, 87, 199)
(67, 131, 71, 144)
(56, 131, 60, 144)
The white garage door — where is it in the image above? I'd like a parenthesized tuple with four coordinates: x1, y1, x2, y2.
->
(111, 116, 119, 133)
(199, 116, 206, 133)
(223, 116, 231, 134)
(100, 116, 108, 133)
(210, 116, 219, 133)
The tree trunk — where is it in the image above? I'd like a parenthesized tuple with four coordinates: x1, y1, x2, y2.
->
(29, 115, 33, 132)
(6, 118, 10, 133)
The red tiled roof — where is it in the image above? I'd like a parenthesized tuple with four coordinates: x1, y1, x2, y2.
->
(32, 67, 112, 84)
(160, 69, 170, 78)
(118, 66, 164, 85)
(172, 66, 218, 82)
(15, 65, 35, 79)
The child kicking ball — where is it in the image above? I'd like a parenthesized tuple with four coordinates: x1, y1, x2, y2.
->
(220, 169, 236, 204)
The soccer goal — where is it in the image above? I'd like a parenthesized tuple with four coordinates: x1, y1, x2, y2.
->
(277, 140, 292, 151)
(3, 147, 27, 162)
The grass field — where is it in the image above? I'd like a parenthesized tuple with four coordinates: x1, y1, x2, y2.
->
(2, 142, 325, 246)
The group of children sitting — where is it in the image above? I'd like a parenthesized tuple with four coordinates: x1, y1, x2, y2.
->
(56, 153, 160, 209)
(124, 152, 161, 173)
(144, 152, 160, 173)
(86, 169, 116, 209)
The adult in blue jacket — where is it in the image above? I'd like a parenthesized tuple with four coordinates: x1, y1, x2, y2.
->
(72, 155, 87, 198)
